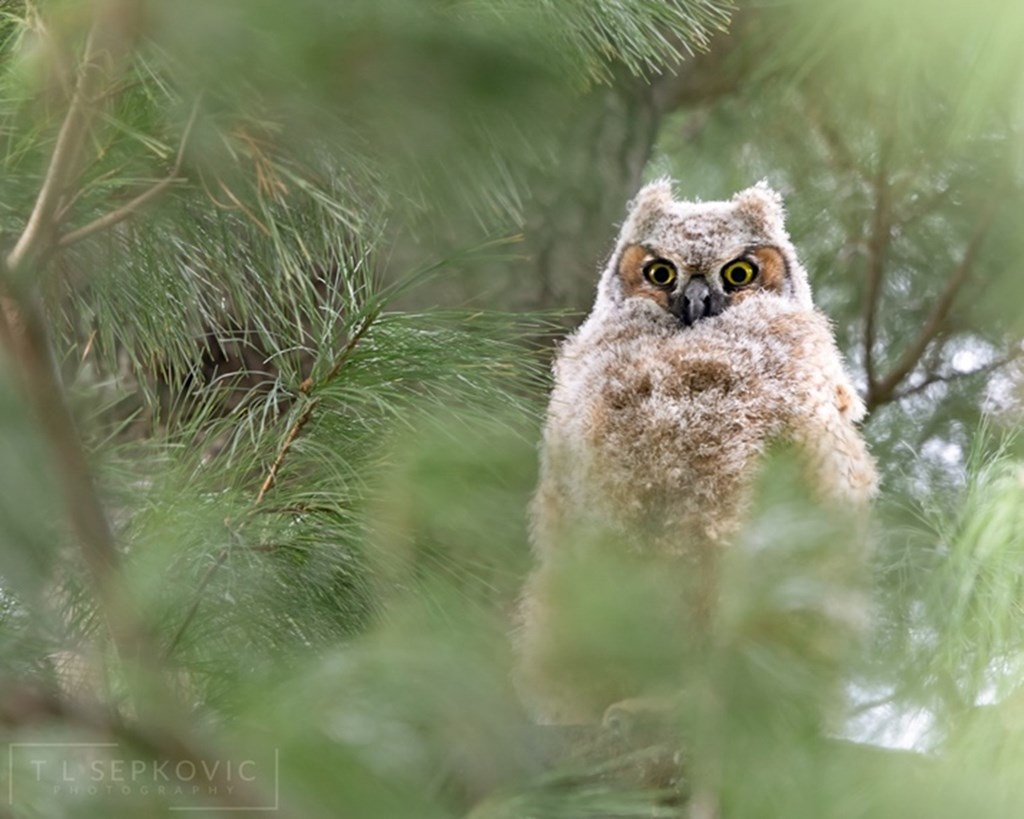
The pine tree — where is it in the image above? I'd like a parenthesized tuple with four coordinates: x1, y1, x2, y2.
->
(1, 1, 1023, 818)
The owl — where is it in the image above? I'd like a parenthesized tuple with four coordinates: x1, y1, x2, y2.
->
(517, 178, 877, 725)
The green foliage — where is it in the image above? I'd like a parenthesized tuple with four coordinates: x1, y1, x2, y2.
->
(872, 431, 1024, 721)
(654, 0, 1024, 484)
(1, 0, 1024, 817)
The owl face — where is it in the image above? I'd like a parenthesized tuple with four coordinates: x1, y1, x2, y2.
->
(617, 242, 789, 326)
(597, 179, 813, 324)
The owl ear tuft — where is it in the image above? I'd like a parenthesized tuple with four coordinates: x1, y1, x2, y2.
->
(733, 180, 786, 233)
(624, 177, 675, 228)
(628, 177, 675, 211)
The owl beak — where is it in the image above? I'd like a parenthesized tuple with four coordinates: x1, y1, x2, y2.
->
(675, 276, 724, 327)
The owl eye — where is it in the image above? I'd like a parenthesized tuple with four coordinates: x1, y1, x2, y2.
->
(721, 259, 758, 288)
(643, 260, 677, 288)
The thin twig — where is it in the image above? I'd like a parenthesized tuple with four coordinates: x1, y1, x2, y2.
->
(847, 693, 897, 719)
(57, 97, 202, 249)
(162, 545, 230, 660)
(55, 163, 130, 224)
(893, 350, 1023, 402)
(258, 503, 338, 517)
(301, 309, 378, 393)
(4, 30, 200, 664)
(254, 397, 320, 504)
(215, 177, 272, 236)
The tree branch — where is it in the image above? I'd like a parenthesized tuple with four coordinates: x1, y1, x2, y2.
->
(0, 3, 146, 663)
(254, 397, 320, 504)
(862, 141, 891, 399)
(868, 206, 999, 411)
(0, 297, 143, 658)
(6, 4, 137, 277)
(57, 97, 201, 249)
(892, 349, 1023, 402)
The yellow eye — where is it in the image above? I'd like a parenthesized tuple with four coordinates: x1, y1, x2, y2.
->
(721, 259, 758, 288)
(643, 260, 677, 287)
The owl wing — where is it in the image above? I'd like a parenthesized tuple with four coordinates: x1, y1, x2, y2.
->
(779, 311, 878, 507)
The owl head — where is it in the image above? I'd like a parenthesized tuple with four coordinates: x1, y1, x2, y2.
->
(595, 178, 813, 325)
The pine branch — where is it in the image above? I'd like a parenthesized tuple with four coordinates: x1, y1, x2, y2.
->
(300, 309, 379, 394)
(0, 3, 147, 663)
(5, 24, 105, 275)
(254, 397, 320, 504)
(162, 545, 230, 661)
(0, 297, 144, 659)
(163, 309, 382, 660)
(5, 2, 144, 276)
(56, 96, 201, 249)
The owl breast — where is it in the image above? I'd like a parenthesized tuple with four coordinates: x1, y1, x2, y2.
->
(552, 298, 804, 554)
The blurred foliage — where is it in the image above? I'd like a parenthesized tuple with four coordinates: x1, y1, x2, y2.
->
(654, 0, 1024, 487)
(1, 0, 1024, 817)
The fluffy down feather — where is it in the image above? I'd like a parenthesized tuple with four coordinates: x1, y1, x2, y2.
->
(517, 181, 877, 723)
